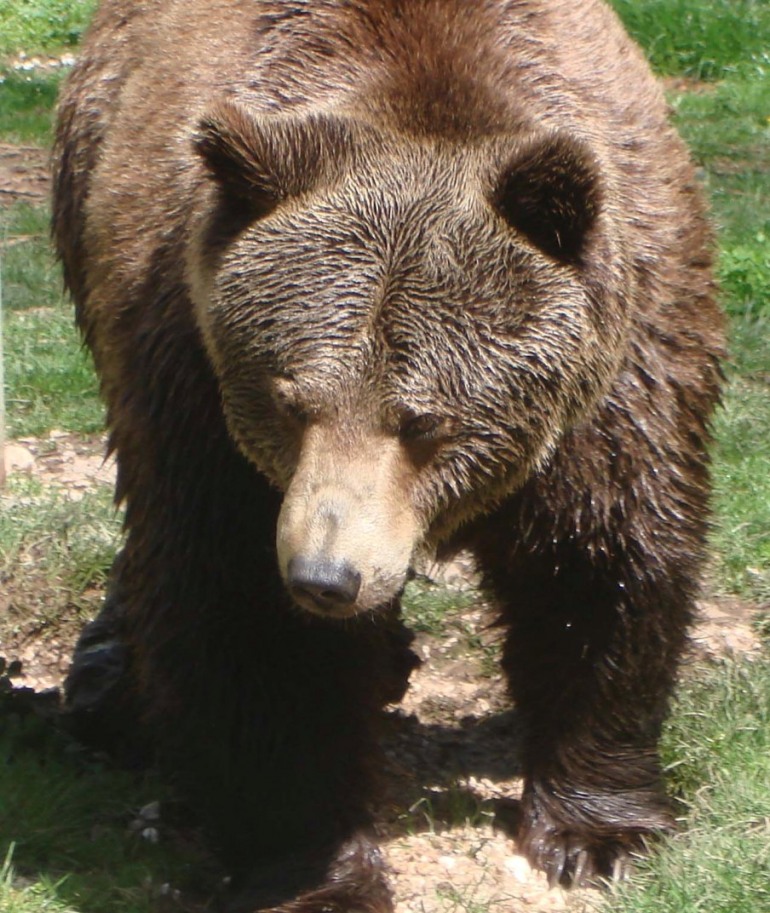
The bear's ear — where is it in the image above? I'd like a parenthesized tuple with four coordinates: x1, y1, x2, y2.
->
(195, 100, 286, 221)
(194, 100, 353, 230)
(493, 134, 602, 265)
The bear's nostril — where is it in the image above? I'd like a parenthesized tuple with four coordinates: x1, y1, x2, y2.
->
(287, 556, 362, 611)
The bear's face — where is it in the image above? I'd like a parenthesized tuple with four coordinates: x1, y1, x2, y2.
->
(187, 101, 627, 617)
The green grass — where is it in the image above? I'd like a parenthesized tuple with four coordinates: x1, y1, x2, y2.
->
(672, 76, 770, 255)
(0, 0, 95, 59)
(2, 206, 61, 313)
(0, 0, 94, 143)
(0, 705, 207, 913)
(0, 69, 63, 144)
(4, 304, 104, 438)
(0, 474, 122, 616)
(403, 578, 477, 634)
(667, 72, 770, 602)
(646, 27, 770, 603)
(610, 0, 770, 79)
(712, 369, 770, 601)
(719, 241, 770, 317)
(608, 661, 770, 913)
(2, 205, 104, 437)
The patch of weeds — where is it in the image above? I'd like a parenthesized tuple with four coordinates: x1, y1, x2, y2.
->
(435, 880, 490, 913)
(2, 204, 104, 436)
(4, 304, 104, 437)
(610, 0, 770, 79)
(663, 660, 770, 800)
(3, 205, 62, 313)
(0, 0, 96, 59)
(0, 477, 122, 623)
(711, 373, 770, 603)
(403, 578, 498, 675)
(707, 310, 770, 604)
(670, 75, 770, 259)
(754, 614, 770, 648)
(718, 237, 770, 317)
(0, 67, 62, 143)
(0, 844, 75, 913)
(403, 788, 492, 836)
(725, 312, 770, 391)
(671, 74, 770, 165)
(463, 631, 500, 681)
(403, 579, 478, 635)
(663, 47, 770, 608)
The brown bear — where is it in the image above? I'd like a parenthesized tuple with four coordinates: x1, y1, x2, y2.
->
(53, 0, 724, 909)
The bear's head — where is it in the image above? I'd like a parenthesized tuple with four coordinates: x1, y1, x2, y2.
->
(187, 100, 626, 618)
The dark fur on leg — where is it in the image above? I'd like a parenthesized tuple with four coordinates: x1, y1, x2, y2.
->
(62, 564, 152, 764)
(467, 409, 711, 886)
(226, 834, 393, 913)
(515, 757, 672, 886)
(491, 544, 690, 887)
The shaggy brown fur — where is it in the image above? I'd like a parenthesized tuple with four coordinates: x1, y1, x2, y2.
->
(53, 0, 724, 908)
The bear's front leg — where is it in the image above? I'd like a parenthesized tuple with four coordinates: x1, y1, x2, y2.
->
(207, 605, 415, 913)
(126, 567, 413, 912)
(473, 474, 700, 886)
(494, 547, 688, 885)
(195, 608, 414, 913)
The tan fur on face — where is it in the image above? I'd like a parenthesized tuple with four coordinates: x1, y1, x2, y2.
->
(277, 424, 420, 617)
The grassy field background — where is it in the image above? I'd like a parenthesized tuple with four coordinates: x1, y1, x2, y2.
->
(1, 0, 769, 911)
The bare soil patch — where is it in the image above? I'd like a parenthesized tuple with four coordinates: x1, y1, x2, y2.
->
(1, 434, 115, 690)
(380, 610, 589, 912)
(5, 431, 115, 492)
(0, 141, 50, 206)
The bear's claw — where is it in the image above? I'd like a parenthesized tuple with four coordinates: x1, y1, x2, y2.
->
(513, 783, 667, 888)
(522, 824, 639, 888)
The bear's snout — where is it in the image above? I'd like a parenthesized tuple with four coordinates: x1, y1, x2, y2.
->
(276, 424, 421, 617)
(287, 555, 362, 614)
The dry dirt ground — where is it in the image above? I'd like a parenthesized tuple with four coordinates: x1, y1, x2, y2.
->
(0, 141, 50, 205)
(1, 434, 764, 913)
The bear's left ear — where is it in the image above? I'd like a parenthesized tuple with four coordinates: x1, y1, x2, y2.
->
(493, 134, 602, 265)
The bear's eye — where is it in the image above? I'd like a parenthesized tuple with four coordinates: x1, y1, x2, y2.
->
(281, 401, 309, 426)
(271, 377, 309, 426)
(399, 412, 450, 443)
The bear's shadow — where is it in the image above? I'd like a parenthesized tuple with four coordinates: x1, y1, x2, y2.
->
(380, 704, 525, 840)
(0, 673, 525, 909)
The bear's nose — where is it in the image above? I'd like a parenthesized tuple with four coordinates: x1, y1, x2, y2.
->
(287, 556, 362, 613)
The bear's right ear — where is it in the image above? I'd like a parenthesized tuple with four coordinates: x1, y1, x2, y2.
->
(194, 100, 353, 234)
(194, 100, 286, 222)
